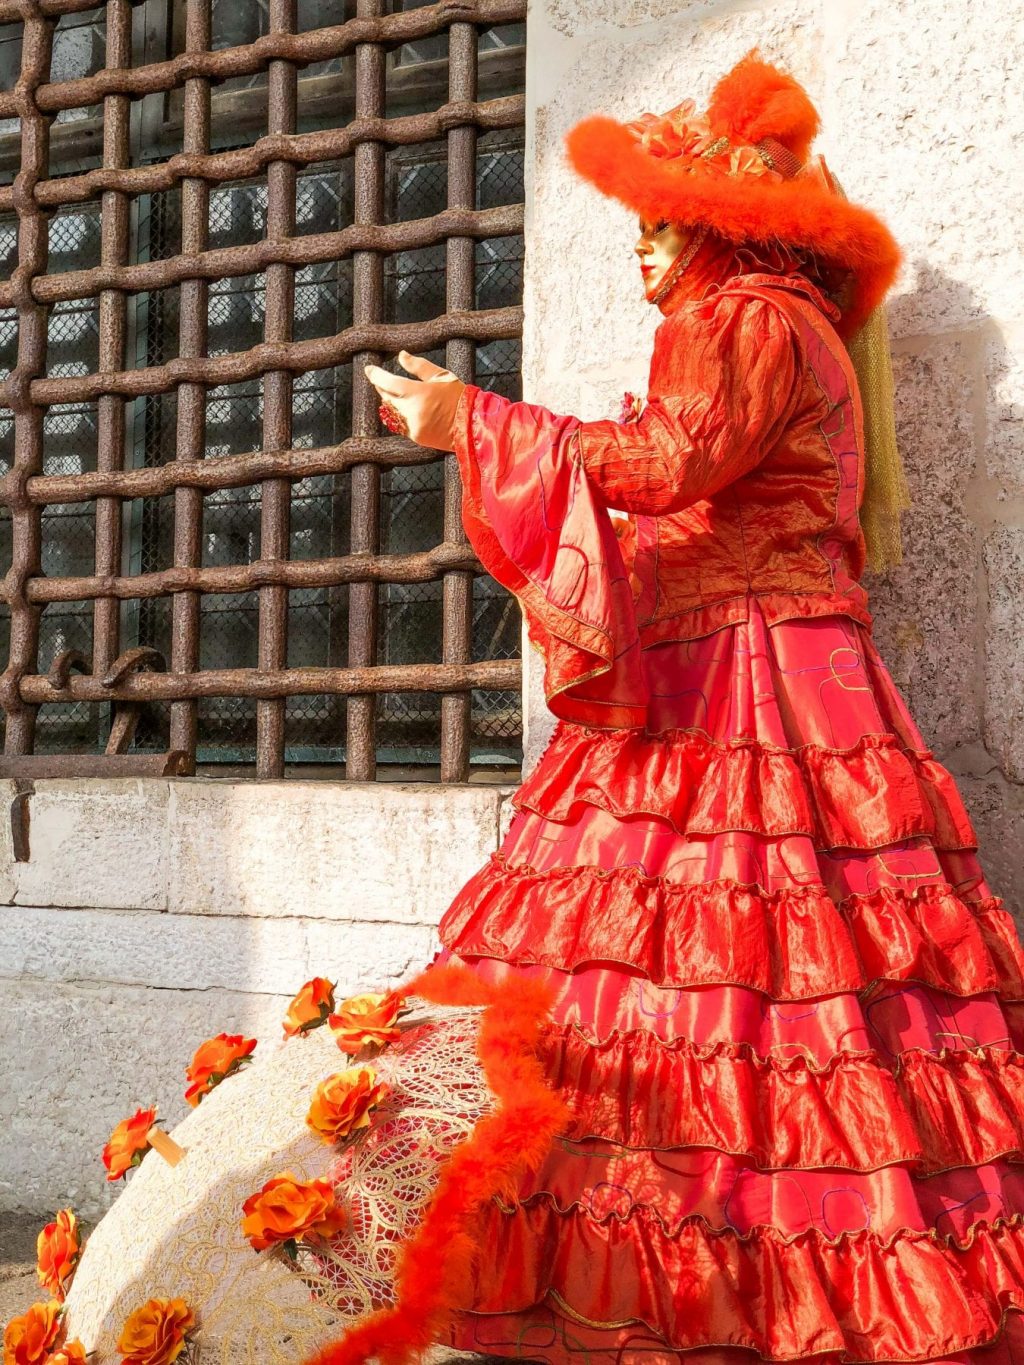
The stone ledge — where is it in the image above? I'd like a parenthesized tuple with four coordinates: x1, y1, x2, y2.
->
(0, 778, 507, 921)
(167, 780, 505, 920)
(11, 779, 170, 913)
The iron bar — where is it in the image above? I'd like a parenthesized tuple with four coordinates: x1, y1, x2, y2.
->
(1, 306, 522, 407)
(440, 19, 478, 780)
(10, 435, 435, 505)
(168, 0, 212, 769)
(12, 543, 484, 604)
(93, 0, 133, 680)
(0, 98, 526, 213)
(256, 0, 298, 776)
(20, 659, 519, 702)
(346, 0, 386, 781)
(0, 6, 54, 756)
(0, 204, 524, 309)
(0, 0, 526, 115)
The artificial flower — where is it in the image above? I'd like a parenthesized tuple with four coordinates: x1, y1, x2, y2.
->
(241, 1172, 347, 1253)
(44, 1342, 88, 1365)
(617, 391, 643, 424)
(327, 991, 404, 1056)
(628, 99, 717, 160)
(183, 1032, 256, 1107)
(102, 1106, 157, 1182)
(35, 1209, 80, 1300)
(306, 1067, 388, 1145)
(116, 1298, 195, 1365)
(2, 1300, 61, 1365)
(282, 977, 336, 1038)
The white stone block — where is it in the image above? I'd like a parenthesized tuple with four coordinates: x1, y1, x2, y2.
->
(166, 780, 502, 921)
(13, 779, 169, 912)
(0, 904, 435, 999)
(985, 326, 1024, 498)
(0, 778, 20, 905)
(984, 528, 1024, 784)
(870, 340, 982, 755)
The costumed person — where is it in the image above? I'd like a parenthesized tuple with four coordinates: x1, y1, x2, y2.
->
(13, 52, 1024, 1365)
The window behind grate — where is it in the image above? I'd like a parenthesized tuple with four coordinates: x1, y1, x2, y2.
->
(0, 0, 526, 780)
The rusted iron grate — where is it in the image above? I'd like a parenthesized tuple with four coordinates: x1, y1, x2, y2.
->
(0, 0, 525, 780)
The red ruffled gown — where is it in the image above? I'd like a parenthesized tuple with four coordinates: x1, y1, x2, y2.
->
(434, 263, 1024, 1360)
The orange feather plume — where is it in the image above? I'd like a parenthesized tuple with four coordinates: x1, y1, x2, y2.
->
(707, 51, 820, 160)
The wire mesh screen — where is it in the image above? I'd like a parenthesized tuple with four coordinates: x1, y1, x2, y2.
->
(0, 0, 526, 779)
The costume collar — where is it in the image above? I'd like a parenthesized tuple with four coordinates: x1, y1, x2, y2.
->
(657, 233, 843, 325)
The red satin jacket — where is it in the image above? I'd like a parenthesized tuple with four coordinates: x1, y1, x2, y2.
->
(452, 269, 870, 730)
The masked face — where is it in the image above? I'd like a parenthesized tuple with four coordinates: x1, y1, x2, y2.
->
(635, 218, 693, 302)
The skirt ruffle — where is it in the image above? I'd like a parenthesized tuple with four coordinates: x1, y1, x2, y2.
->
(440, 601, 1024, 1362)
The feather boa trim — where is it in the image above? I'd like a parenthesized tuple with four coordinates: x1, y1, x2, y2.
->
(301, 963, 569, 1365)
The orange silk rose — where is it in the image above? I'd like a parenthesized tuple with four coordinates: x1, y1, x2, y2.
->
(36, 1208, 81, 1300)
(327, 991, 404, 1055)
(241, 1172, 347, 1253)
(184, 1032, 257, 1107)
(116, 1297, 196, 1365)
(45, 1342, 88, 1365)
(102, 1106, 157, 1181)
(306, 1067, 389, 1144)
(2, 1300, 61, 1365)
(282, 977, 336, 1038)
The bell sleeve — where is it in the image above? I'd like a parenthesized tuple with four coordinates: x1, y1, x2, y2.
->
(451, 387, 648, 729)
(450, 291, 800, 729)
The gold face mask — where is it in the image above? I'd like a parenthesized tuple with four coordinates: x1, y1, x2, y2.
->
(634, 218, 708, 306)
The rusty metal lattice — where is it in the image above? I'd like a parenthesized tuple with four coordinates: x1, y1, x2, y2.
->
(0, 0, 526, 780)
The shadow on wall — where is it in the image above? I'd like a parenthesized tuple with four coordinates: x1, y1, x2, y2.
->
(867, 259, 1024, 912)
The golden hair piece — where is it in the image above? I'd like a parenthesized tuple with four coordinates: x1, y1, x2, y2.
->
(847, 303, 910, 573)
(822, 166, 909, 572)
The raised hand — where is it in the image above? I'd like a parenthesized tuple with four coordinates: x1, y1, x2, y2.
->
(363, 350, 465, 452)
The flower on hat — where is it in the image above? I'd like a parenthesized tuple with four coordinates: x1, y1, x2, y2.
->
(184, 1032, 257, 1107)
(627, 104, 784, 184)
(627, 99, 717, 160)
(282, 977, 336, 1038)
(2, 1300, 61, 1365)
(102, 1106, 158, 1181)
(115, 1297, 196, 1365)
(35, 1209, 81, 1301)
(241, 1173, 347, 1254)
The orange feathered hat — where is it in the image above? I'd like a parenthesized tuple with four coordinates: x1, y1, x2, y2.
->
(565, 53, 901, 335)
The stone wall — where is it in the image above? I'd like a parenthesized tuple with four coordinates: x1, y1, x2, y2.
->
(520, 0, 1024, 910)
(0, 780, 512, 1218)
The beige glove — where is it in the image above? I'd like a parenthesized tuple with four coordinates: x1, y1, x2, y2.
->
(364, 350, 465, 452)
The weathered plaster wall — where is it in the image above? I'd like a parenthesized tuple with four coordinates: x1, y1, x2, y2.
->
(519, 0, 1024, 911)
(0, 780, 512, 1217)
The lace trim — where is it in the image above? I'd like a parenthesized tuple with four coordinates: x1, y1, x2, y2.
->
(303, 964, 568, 1365)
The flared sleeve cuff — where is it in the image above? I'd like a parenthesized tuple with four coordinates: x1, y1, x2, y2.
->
(453, 384, 648, 729)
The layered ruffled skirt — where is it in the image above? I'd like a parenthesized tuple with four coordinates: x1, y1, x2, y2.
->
(438, 600, 1024, 1362)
